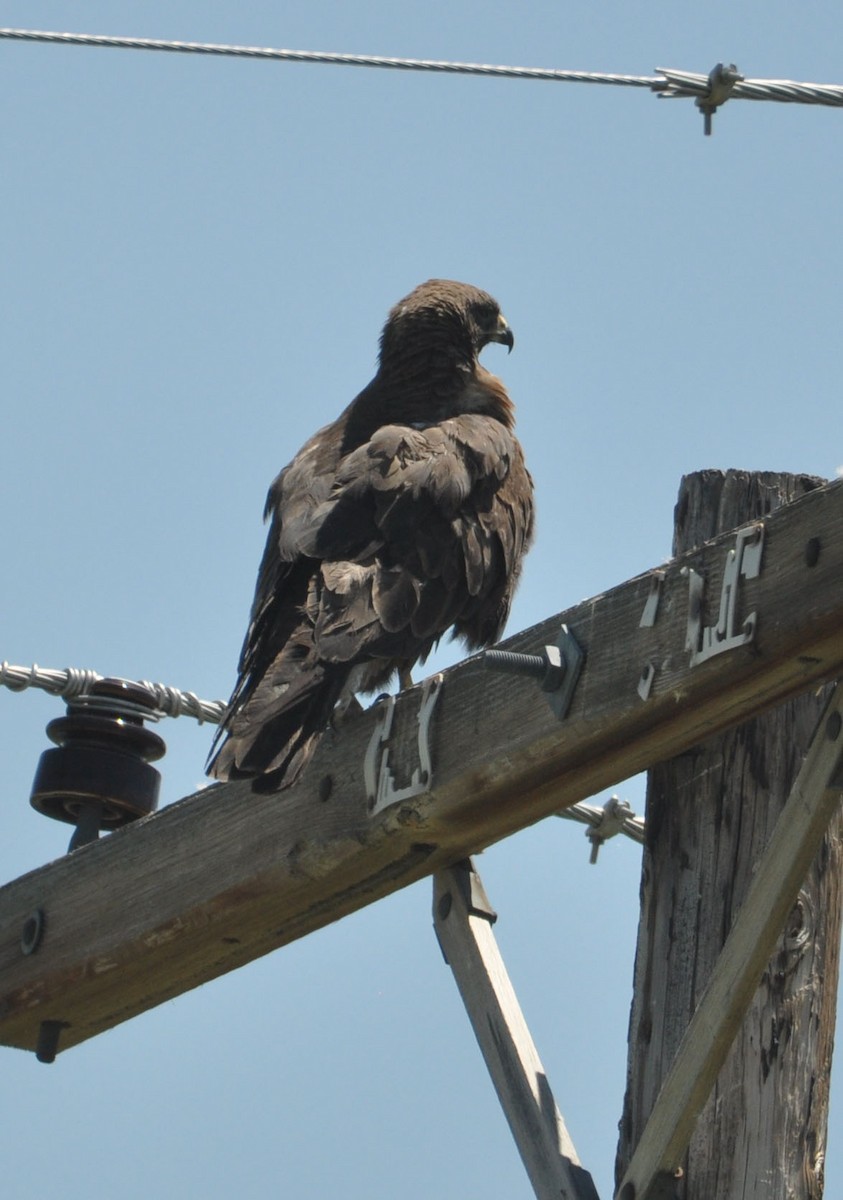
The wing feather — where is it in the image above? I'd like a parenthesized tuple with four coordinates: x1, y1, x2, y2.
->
(208, 280, 535, 791)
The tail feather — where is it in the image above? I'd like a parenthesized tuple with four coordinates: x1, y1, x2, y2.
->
(207, 658, 347, 790)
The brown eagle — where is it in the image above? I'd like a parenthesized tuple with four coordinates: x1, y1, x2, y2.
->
(208, 279, 534, 790)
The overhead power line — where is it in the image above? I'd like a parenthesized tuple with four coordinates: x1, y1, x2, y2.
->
(1, 659, 645, 854)
(2, 28, 843, 134)
(0, 661, 226, 725)
(0, 27, 656, 88)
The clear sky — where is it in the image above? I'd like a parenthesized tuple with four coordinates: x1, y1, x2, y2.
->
(1, 4, 841, 1198)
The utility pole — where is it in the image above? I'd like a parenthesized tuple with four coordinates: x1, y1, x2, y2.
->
(616, 471, 843, 1199)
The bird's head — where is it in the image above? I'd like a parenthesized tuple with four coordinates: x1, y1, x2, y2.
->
(379, 279, 514, 371)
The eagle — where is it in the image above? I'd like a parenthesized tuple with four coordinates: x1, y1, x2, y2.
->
(208, 279, 534, 791)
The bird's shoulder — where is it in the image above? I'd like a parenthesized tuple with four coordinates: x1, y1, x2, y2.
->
(343, 411, 519, 481)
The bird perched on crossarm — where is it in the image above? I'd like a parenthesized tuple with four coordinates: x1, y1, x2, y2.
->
(207, 279, 534, 791)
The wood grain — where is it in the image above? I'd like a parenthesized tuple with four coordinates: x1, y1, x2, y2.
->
(616, 472, 843, 1200)
(433, 861, 600, 1200)
(1, 475, 842, 1058)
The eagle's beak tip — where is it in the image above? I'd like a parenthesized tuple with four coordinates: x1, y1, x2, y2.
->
(497, 320, 515, 354)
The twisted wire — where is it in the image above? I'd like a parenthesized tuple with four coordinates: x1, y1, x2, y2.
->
(0, 661, 226, 725)
(3, 29, 843, 112)
(2, 659, 645, 851)
(657, 66, 843, 107)
(0, 28, 659, 87)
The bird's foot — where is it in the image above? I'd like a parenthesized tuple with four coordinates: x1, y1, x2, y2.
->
(329, 692, 364, 735)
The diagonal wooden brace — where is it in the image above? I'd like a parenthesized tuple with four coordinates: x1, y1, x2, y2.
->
(433, 860, 601, 1200)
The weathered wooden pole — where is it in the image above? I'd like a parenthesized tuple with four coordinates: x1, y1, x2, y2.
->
(616, 470, 843, 1199)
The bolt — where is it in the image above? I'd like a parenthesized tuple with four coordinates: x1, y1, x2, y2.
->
(67, 800, 104, 851)
(35, 1019, 68, 1064)
(482, 645, 566, 692)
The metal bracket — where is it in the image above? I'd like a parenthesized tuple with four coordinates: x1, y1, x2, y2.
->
(683, 523, 764, 667)
(638, 662, 657, 701)
(363, 673, 444, 816)
(546, 625, 585, 720)
(639, 571, 665, 628)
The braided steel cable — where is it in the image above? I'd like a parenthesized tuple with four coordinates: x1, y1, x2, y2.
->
(3, 29, 843, 113)
(0, 661, 226, 724)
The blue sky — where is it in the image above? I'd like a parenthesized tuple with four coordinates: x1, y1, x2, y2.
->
(1, 4, 841, 1198)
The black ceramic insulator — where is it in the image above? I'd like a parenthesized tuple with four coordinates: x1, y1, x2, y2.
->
(30, 678, 165, 840)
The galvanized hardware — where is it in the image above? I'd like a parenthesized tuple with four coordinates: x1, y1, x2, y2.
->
(683, 523, 764, 667)
(639, 571, 665, 627)
(434, 859, 498, 966)
(557, 794, 646, 857)
(20, 909, 45, 956)
(364, 673, 444, 817)
(481, 624, 584, 720)
(440, 858, 498, 924)
(637, 662, 657, 701)
(481, 646, 564, 690)
(30, 678, 166, 852)
(697, 62, 743, 134)
(586, 796, 636, 863)
(637, 573, 663, 698)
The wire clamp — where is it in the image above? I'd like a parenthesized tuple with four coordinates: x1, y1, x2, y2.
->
(586, 795, 635, 863)
(657, 61, 744, 134)
(697, 62, 743, 134)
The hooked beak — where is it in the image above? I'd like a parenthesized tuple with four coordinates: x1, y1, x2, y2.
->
(490, 314, 515, 354)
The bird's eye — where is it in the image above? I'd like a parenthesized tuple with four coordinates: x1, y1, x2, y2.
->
(475, 302, 499, 329)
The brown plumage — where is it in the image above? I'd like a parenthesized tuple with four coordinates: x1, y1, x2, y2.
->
(207, 279, 534, 790)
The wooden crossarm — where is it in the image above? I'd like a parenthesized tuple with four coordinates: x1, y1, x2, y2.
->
(1, 477, 842, 1057)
